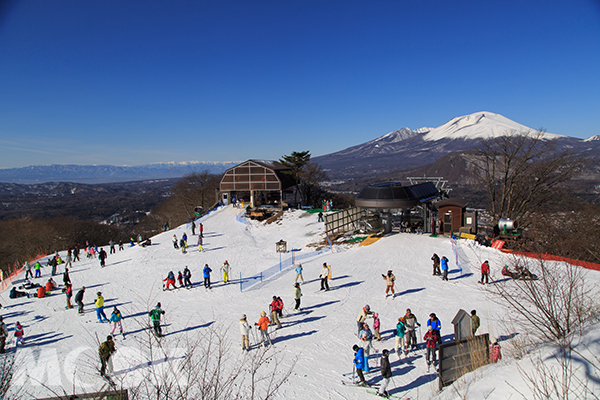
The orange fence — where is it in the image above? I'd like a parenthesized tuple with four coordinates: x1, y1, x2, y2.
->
(500, 248, 600, 272)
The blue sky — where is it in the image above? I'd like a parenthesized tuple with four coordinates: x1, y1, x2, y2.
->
(1, 0, 599, 168)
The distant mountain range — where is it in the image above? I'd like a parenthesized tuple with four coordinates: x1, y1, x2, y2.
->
(0, 161, 239, 184)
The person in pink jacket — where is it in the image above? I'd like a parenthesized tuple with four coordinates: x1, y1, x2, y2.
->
(372, 313, 381, 341)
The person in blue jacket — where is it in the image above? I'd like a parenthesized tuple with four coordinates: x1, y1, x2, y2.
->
(203, 264, 212, 289)
(352, 344, 367, 386)
(427, 313, 442, 344)
(440, 256, 449, 281)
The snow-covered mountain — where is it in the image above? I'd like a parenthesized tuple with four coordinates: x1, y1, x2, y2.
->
(314, 111, 594, 183)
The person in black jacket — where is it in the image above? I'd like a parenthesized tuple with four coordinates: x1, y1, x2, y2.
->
(377, 349, 392, 397)
(183, 266, 192, 288)
(75, 286, 86, 314)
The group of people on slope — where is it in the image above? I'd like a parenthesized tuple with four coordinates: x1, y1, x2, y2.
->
(431, 253, 450, 281)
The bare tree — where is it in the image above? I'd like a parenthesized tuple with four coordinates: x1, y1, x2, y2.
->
(298, 162, 328, 207)
(470, 130, 582, 224)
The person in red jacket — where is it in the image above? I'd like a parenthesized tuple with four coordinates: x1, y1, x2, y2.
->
(36, 286, 46, 298)
(45, 278, 56, 292)
(480, 260, 490, 284)
(269, 296, 282, 329)
(423, 326, 440, 370)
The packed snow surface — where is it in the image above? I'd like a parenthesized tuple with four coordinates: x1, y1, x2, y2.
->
(3, 205, 599, 399)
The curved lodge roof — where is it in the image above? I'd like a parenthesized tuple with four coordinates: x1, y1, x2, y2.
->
(355, 182, 440, 209)
(219, 160, 294, 192)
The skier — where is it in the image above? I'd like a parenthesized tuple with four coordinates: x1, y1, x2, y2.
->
(203, 264, 212, 289)
(14, 321, 24, 346)
(109, 239, 115, 254)
(427, 313, 442, 344)
(199, 223, 203, 238)
(404, 308, 420, 351)
(382, 270, 395, 297)
(352, 344, 367, 386)
(293, 283, 302, 311)
(99, 248, 107, 267)
(358, 323, 376, 372)
(118, 240, 124, 251)
(95, 292, 110, 323)
(172, 234, 179, 249)
(423, 326, 440, 369)
(98, 335, 116, 377)
(33, 261, 43, 278)
(110, 307, 125, 338)
(373, 313, 381, 341)
(480, 260, 490, 284)
(65, 250, 72, 268)
(0, 317, 8, 353)
(431, 253, 441, 276)
(239, 314, 251, 351)
(377, 349, 392, 397)
(220, 261, 230, 284)
(163, 271, 176, 290)
(197, 235, 204, 252)
(24, 261, 33, 280)
(395, 317, 407, 359)
(255, 311, 272, 347)
(63, 268, 71, 285)
(191, 220, 196, 236)
(75, 286, 86, 314)
(320, 262, 330, 291)
(269, 296, 282, 329)
(440, 256, 449, 281)
(48, 256, 58, 276)
(317, 211, 323, 222)
(294, 263, 304, 283)
(149, 302, 165, 337)
(177, 271, 184, 288)
(471, 310, 480, 335)
(356, 305, 374, 336)
(74, 246, 80, 261)
(63, 282, 73, 309)
(183, 266, 192, 288)
(180, 238, 186, 254)
(182, 232, 188, 247)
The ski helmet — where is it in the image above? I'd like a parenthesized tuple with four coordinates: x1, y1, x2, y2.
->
(365, 304, 370, 311)
(107, 335, 113, 340)
(241, 314, 246, 319)
(157, 302, 161, 308)
(382, 349, 389, 356)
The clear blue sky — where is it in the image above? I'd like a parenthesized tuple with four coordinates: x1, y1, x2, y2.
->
(1, 0, 599, 168)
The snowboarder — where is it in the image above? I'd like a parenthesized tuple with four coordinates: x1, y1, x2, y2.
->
(427, 313, 442, 344)
(320, 262, 330, 291)
(352, 344, 367, 386)
(293, 282, 302, 311)
(239, 314, 251, 351)
(255, 311, 272, 347)
(149, 302, 165, 337)
(95, 292, 109, 323)
(471, 310, 480, 335)
(502, 264, 518, 279)
(172, 234, 179, 249)
(480, 260, 490, 284)
(382, 270, 395, 297)
(183, 266, 192, 288)
(99, 248, 107, 267)
(163, 271, 176, 290)
(431, 253, 441, 276)
(423, 326, 440, 369)
(177, 271, 183, 288)
(0, 317, 8, 353)
(9, 286, 27, 299)
(98, 335, 116, 377)
(75, 286, 86, 314)
(269, 296, 282, 329)
(221, 261, 230, 284)
(110, 307, 125, 338)
(373, 313, 381, 341)
(356, 305, 374, 336)
(377, 349, 392, 397)
(203, 264, 212, 289)
(294, 263, 304, 283)
(45, 277, 56, 292)
(395, 317, 407, 358)
(440, 256, 449, 281)
(14, 321, 24, 346)
(404, 308, 420, 351)
(63, 282, 73, 309)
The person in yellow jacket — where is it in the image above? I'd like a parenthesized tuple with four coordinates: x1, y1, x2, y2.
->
(95, 292, 109, 323)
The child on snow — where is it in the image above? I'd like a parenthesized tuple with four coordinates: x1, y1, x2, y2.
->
(239, 314, 251, 351)
(359, 323, 376, 372)
(373, 313, 381, 341)
(163, 271, 176, 290)
(352, 344, 367, 386)
(395, 317, 407, 358)
(14, 321, 24, 346)
(110, 307, 125, 337)
(177, 271, 184, 288)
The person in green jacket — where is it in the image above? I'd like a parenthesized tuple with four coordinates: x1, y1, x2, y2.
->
(293, 283, 302, 311)
(149, 303, 165, 337)
(471, 309, 481, 335)
(98, 335, 116, 377)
